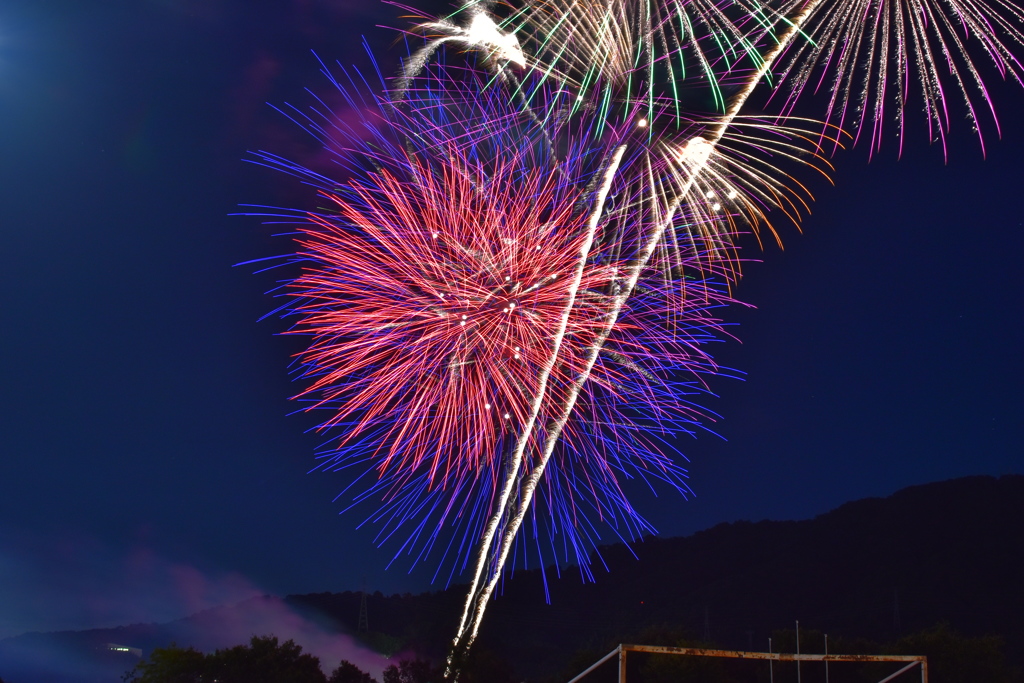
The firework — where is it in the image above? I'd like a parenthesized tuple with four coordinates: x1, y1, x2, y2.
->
(248, 60, 736, 586)
(400, 0, 838, 277)
(247, 0, 1024, 674)
(767, 0, 1024, 156)
(406, 0, 1022, 662)
(433, 4, 838, 656)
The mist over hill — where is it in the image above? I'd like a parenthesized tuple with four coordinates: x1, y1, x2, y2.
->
(3, 475, 1021, 682)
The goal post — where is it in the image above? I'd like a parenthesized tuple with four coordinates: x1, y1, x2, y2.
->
(567, 643, 928, 683)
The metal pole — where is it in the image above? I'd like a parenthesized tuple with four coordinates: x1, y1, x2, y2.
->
(796, 621, 801, 683)
(824, 634, 829, 683)
(769, 638, 774, 683)
(876, 661, 920, 683)
(921, 658, 928, 683)
(565, 647, 619, 683)
(618, 644, 626, 683)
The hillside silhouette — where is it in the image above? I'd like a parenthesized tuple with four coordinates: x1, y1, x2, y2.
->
(294, 475, 1024, 678)
(3, 475, 1021, 682)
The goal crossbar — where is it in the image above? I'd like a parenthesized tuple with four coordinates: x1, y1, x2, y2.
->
(567, 643, 928, 683)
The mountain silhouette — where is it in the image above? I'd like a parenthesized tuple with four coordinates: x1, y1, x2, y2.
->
(289, 475, 1024, 677)
(3, 475, 1021, 682)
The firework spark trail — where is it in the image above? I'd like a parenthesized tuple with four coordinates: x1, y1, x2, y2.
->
(450, 143, 626, 658)
(394, 7, 527, 99)
(766, 0, 1024, 156)
(449, 3, 832, 658)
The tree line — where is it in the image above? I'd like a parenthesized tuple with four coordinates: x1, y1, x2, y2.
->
(120, 634, 514, 683)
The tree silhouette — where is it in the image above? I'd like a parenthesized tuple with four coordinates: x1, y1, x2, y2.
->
(125, 635, 327, 683)
(124, 643, 206, 683)
(209, 635, 326, 683)
(382, 658, 441, 683)
(329, 659, 378, 683)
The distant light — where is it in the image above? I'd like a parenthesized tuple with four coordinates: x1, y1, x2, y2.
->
(637, 118, 648, 128)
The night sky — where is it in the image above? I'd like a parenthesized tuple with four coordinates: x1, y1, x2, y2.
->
(1, 0, 1022, 643)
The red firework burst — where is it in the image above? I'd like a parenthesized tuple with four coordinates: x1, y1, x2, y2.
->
(288, 149, 620, 490)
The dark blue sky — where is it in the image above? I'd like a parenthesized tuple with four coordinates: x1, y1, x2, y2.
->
(0, 0, 1022, 641)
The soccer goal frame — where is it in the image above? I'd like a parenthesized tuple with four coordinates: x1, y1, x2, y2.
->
(567, 643, 928, 683)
